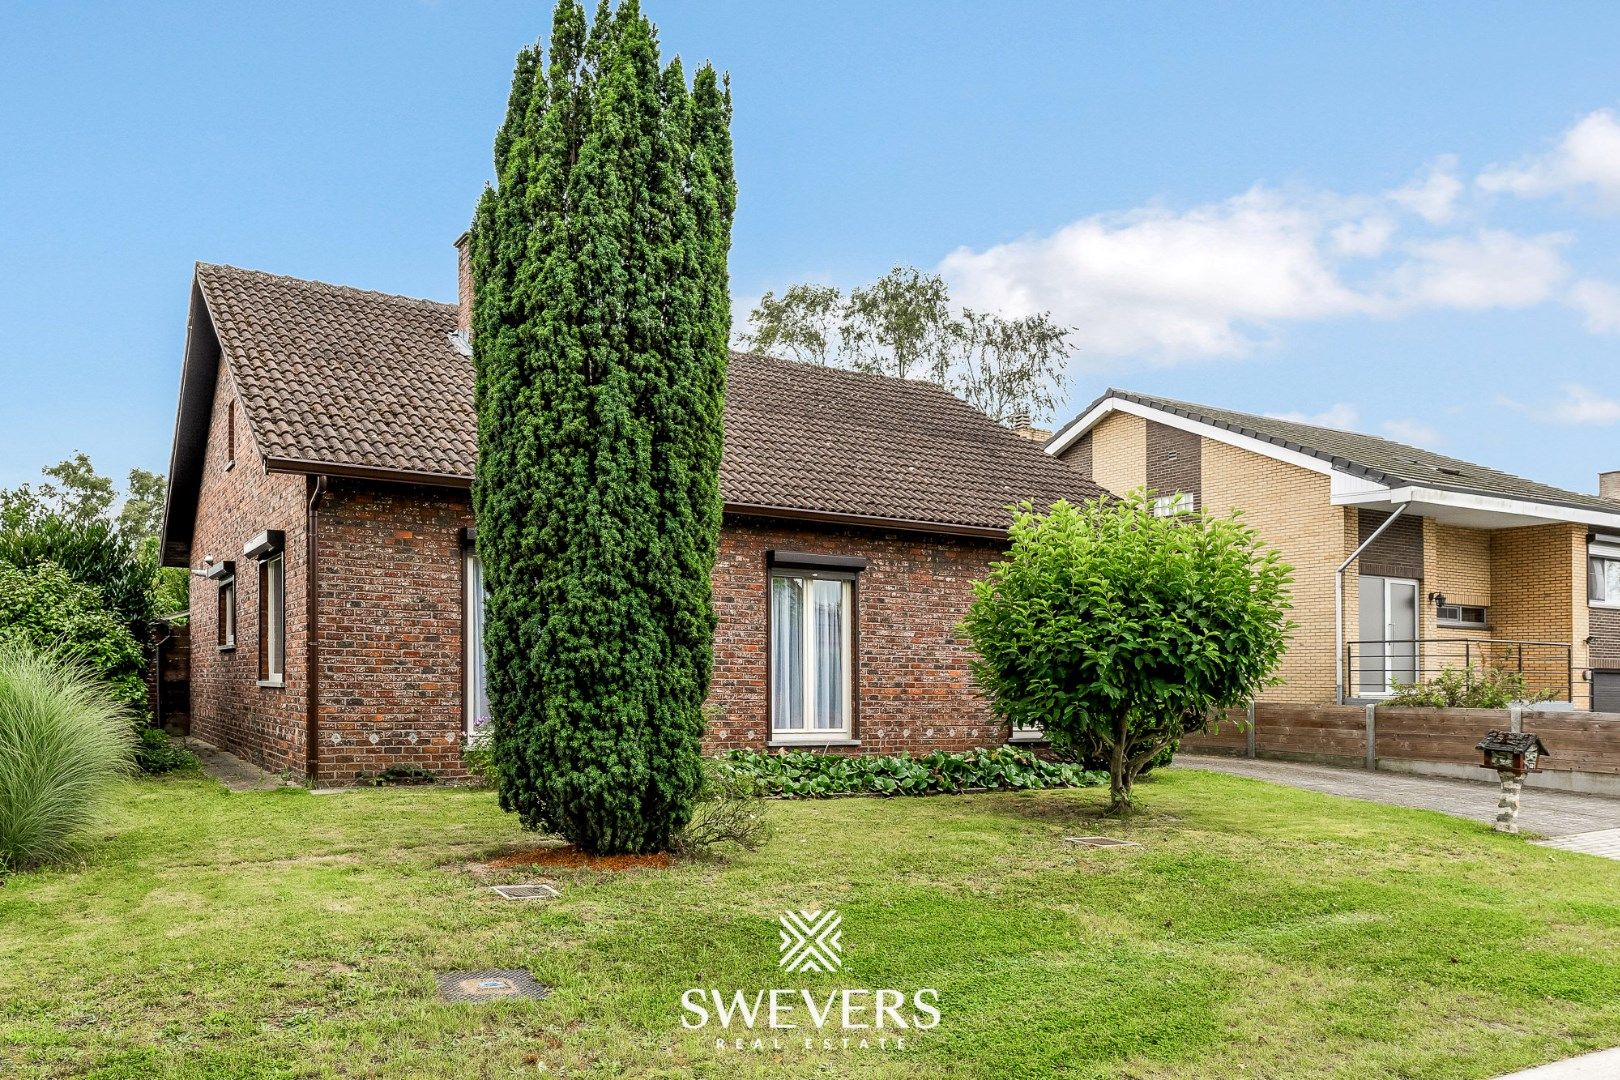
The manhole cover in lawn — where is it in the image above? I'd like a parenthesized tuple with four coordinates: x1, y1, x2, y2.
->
(1063, 836, 1140, 848)
(489, 883, 561, 901)
(435, 969, 550, 1003)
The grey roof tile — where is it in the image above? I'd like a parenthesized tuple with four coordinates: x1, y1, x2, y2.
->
(1053, 387, 1619, 516)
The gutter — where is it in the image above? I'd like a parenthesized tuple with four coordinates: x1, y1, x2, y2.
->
(305, 475, 328, 782)
(1334, 501, 1410, 705)
(722, 502, 1008, 540)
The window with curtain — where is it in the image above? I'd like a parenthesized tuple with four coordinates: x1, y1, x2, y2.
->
(1590, 541, 1620, 606)
(770, 571, 853, 741)
(465, 550, 491, 738)
(258, 551, 284, 683)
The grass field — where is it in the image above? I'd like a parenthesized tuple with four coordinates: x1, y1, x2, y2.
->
(3, 766, 1620, 1078)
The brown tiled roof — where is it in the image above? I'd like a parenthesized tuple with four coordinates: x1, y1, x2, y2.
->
(191, 264, 1104, 534)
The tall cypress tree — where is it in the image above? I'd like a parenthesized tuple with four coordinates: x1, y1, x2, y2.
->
(471, 0, 734, 854)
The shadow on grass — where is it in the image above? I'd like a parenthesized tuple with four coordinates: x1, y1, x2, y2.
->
(984, 776, 1180, 834)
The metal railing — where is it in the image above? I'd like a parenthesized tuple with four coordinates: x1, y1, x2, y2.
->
(1344, 638, 1574, 702)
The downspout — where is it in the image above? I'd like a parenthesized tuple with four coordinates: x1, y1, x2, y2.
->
(1335, 500, 1411, 705)
(305, 475, 328, 782)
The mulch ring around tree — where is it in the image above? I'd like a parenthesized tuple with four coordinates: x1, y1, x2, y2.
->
(467, 843, 674, 877)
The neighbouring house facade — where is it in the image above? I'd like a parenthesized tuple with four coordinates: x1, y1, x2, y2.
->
(1046, 389, 1620, 711)
(158, 258, 1106, 784)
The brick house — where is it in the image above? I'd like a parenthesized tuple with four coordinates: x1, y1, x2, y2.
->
(158, 260, 1105, 784)
(1045, 389, 1620, 711)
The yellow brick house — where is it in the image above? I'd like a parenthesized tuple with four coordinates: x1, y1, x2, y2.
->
(1045, 389, 1620, 712)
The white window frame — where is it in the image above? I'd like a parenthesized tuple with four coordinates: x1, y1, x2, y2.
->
(259, 550, 284, 685)
(1358, 575, 1420, 697)
(464, 548, 491, 739)
(217, 574, 236, 649)
(769, 569, 855, 743)
(1152, 491, 1195, 517)
(1590, 542, 1620, 608)
(1009, 721, 1045, 743)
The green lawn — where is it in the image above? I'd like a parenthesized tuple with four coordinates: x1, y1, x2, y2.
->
(3, 768, 1620, 1079)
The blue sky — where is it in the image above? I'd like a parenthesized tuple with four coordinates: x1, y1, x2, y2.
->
(2, 1, 1618, 496)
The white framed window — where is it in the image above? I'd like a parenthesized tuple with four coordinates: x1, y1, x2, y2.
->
(1436, 603, 1488, 628)
(1152, 492, 1195, 517)
(1009, 721, 1044, 743)
(464, 548, 491, 738)
(770, 570, 854, 741)
(220, 573, 238, 650)
(1590, 539, 1620, 607)
(258, 551, 284, 684)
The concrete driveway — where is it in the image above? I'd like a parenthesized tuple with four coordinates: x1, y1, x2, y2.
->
(1180, 755, 1620, 858)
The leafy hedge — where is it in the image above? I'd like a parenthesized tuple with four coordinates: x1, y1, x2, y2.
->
(0, 561, 146, 712)
(719, 746, 1104, 799)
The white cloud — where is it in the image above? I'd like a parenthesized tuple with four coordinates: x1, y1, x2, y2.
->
(1380, 419, 1443, 447)
(939, 188, 1371, 362)
(1569, 278, 1620, 334)
(1388, 156, 1464, 223)
(1479, 108, 1620, 209)
(1267, 403, 1360, 429)
(1330, 216, 1395, 257)
(1548, 384, 1620, 425)
(1376, 229, 1570, 312)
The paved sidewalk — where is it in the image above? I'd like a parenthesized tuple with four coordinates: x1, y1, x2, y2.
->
(186, 738, 295, 792)
(1492, 1046, 1620, 1079)
(1180, 755, 1620, 839)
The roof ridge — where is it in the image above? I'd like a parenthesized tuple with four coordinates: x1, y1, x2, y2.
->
(196, 262, 455, 312)
(1091, 387, 1613, 512)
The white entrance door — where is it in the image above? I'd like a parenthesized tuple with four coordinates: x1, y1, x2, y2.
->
(1357, 575, 1419, 695)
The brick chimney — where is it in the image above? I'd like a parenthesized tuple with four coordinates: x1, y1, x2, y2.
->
(454, 231, 473, 337)
(1601, 470, 1620, 502)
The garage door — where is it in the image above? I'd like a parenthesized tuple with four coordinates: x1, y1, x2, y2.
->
(1594, 671, 1620, 713)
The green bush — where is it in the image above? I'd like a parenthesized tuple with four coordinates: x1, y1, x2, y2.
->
(472, 2, 735, 854)
(0, 645, 135, 872)
(0, 513, 156, 634)
(1387, 666, 1558, 709)
(962, 495, 1292, 809)
(0, 561, 146, 713)
(674, 758, 773, 857)
(462, 736, 503, 790)
(720, 746, 1103, 799)
(134, 728, 199, 775)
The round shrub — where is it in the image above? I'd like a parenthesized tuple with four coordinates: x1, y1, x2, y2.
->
(0, 560, 146, 713)
(0, 645, 136, 872)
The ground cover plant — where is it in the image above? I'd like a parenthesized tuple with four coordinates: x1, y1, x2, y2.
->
(1389, 665, 1559, 709)
(5, 767, 1620, 1077)
(721, 746, 1103, 797)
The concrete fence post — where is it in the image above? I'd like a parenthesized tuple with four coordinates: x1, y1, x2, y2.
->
(1246, 701, 1257, 759)
(1509, 704, 1523, 735)
(1364, 703, 1377, 770)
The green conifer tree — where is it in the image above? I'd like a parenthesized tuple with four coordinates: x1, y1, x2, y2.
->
(470, 0, 734, 854)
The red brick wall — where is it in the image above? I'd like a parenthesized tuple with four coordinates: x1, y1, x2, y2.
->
(191, 461, 1016, 779)
(313, 481, 474, 783)
(187, 367, 311, 776)
(704, 517, 1009, 754)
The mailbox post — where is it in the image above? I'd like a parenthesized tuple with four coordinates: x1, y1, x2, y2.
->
(1475, 730, 1549, 834)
